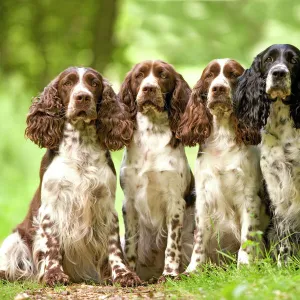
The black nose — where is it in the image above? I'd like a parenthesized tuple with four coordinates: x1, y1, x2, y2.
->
(142, 85, 156, 94)
(75, 93, 91, 102)
(272, 69, 288, 79)
(212, 85, 228, 95)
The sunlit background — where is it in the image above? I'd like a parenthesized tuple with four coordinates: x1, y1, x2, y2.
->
(0, 0, 299, 240)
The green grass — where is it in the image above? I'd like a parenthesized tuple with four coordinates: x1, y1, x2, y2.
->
(1, 260, 300, 299)
(0, 281, 44, 300)
(166, 261, 300, 300)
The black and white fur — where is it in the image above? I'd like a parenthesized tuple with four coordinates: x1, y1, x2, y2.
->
(234, 44, 300, 265)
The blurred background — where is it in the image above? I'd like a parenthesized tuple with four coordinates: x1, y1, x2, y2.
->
(0, 0, 299, 240)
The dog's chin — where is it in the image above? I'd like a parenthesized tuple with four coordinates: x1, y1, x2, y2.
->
(267, 87, 291, 101)
(208, 97, 232, 115)
(138, 100, 164, 115)
(69, 110, 97, 124)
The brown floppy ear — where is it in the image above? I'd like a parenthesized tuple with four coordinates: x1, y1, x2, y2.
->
(118, 71, 137, 125)
(25, 76, 65, 149)
(231, 114, 261, 145)
(168, 73, 192, 134)
(176, 79, 213, 147)
(97, 79, 134, 151)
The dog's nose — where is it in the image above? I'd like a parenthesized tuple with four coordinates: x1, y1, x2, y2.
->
(142, 85, 156, 94)
(75, 93, 91, 102)
(211, 84, 228, 95)
(272, 68, 288, 79)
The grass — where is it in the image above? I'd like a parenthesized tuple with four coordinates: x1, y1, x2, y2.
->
(1, 260, 300, 299)
(165, 260, 300, 300)
(0, 281, 45, 299)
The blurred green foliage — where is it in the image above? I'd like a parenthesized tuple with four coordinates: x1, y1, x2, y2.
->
(0, 0, 299, 240)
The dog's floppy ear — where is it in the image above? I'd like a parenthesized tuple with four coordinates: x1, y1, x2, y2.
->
(97, 79, 134, 151)
(290, 66, 300, 129)
(118, 70, 137, 126)
(25, 76, 65, 149)
(168, 73, 192, 134)
(231, 114, 261, 146)
(233, 54, 271, 129)
(176, 78, 212, 147)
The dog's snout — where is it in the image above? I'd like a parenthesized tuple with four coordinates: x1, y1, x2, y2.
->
(142, 85, 156, 94)
(212, 84, 228, 95)
(75, 92, 91, 102)
(272, 68, 288, 79)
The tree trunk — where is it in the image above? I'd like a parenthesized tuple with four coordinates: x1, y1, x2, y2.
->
(90, 0, 118, 73)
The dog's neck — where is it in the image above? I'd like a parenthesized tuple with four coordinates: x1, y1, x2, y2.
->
(59, 121, 101, 158)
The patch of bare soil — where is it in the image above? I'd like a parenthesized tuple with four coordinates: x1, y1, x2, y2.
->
(14, 284, 171, 299)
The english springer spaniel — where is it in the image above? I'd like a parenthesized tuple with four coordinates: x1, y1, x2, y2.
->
(0, 67, 141, 286)
(177, 59, 269, 272)
(234, 44, 300, 265)
(118, 60, 195, 282)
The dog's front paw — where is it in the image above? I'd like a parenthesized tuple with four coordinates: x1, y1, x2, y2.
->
(113, 270, 142, 287)
(43, 269, 70, 287)
(158, 273, 180, 283)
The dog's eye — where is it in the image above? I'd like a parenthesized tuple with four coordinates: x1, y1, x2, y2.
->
(206, 72, 213, 78)
(160, 72, 167, 79)
(265, 57, 273, 63)
(230, 72, 238, 79)
(92, 80, 99, 87)
(64, 81, 73, 87)
(290, 57, 298, 64)
(136, 72, 144, 79)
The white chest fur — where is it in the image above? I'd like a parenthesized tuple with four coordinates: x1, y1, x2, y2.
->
(39, 122, 116, 281)
(121, 112, 191, 228)
(195, 116, 262, 241)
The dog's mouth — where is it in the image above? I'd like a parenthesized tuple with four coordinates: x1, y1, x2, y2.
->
(69, 108, 97, 123)
(208, 96, 232, 110)
(137, 99, 165, 114)
(266, 86, 291, 101)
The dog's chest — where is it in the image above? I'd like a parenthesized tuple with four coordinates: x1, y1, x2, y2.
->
(262, 102, 300, 180)
(42, 124, 115, 211)
(126, 113, 183, 173)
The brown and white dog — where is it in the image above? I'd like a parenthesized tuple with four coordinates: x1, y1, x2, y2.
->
(118, 60, 195, 282)
(177, 59, 269, 272)
(0, 67, 141, 287)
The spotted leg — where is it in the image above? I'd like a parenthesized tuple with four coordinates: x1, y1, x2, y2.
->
(108, 211, 142, 287)
(122, 198, 139, 271)
(238, 193, 261, 266)
(273, 217, 293, 267)
(33, 208, 69, 287)
(185, 191, 210, 273)
(158, 197, 185, 282)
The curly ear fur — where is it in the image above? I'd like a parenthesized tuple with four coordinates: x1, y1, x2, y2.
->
(97, 80, 134, 151)
(118, 72, 137, 125)
(289, 70, 300, 129)
(167, 73, 192, 134)
(176, 80, 212, 147)
(230, 114, 261, 146)
(25, 77, 65, 149)
(233, 55, 271, 130)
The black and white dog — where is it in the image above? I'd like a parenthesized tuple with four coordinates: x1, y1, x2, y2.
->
(234, 44, 300, 264)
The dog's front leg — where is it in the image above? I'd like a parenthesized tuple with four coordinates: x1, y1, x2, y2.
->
(108, 211, 142, 287)
(238, 194, 261, 266)
(122, 199, 139, 271)
(33, 207, 69, 287)
(158, 197, 185, 282)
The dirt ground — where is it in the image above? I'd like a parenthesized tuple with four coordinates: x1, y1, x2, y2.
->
(14, 284, 172, 300)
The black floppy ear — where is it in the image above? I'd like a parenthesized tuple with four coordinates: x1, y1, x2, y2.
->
(233, 55, 271, 129)
(289, 70, 300, 129)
